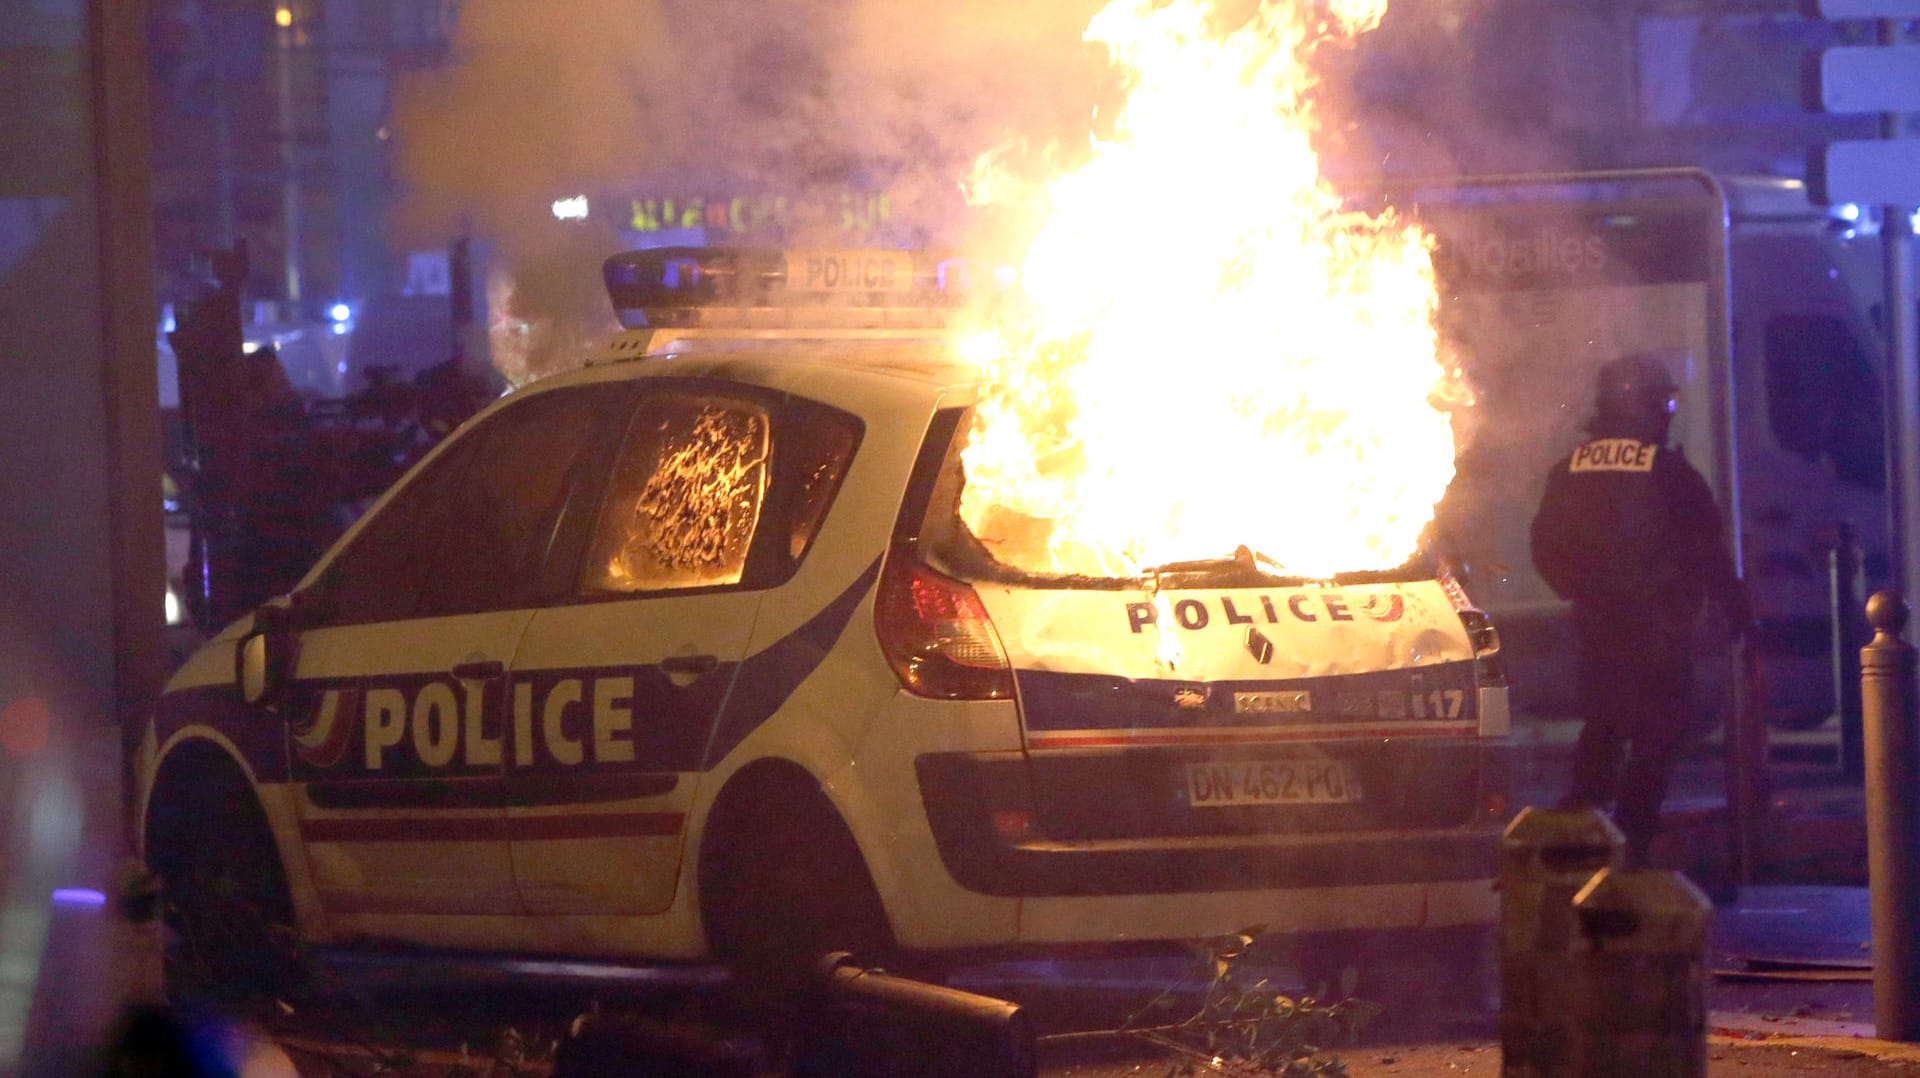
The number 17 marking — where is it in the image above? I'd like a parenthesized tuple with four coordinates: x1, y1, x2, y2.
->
(1410, 689, 1465, 720)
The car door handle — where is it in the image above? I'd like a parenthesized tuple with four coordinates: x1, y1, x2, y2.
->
(660, 654, 719, 677)
(451, 659, 506, 680)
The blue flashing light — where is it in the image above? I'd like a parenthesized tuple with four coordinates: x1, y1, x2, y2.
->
(1835, 203, 1862, 223)
(51, 888, 106, 909)
(660, 256, 698, 290)
(328, 302, 353, 323)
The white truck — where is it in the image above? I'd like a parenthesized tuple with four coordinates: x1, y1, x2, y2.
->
(1406, 169, 1895, 732)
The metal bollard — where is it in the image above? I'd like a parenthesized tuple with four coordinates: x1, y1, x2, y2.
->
(795, 952, 1036, 1078)
(1500, 807, 1624, 1078)
(1861, 592, 1920, 1040)
(1569, 867, 1711, 1078)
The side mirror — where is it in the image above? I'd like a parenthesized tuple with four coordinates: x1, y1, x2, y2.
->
(236, 604, 294, 707)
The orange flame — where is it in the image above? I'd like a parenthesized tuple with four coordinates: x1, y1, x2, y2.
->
(957, 0, 1457, 580)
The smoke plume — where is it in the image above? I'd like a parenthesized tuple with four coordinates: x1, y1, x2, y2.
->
(392, 0, 1109, 379)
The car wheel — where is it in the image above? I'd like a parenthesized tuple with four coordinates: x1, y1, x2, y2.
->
(699, 772, 894, 979)
(147, 767, 299, 1007)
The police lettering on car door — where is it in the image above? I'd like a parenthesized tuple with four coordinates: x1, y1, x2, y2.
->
(289, 670, 701, 780)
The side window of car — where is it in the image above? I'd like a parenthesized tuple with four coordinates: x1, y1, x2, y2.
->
(310, 384, 632, 624)
(581, 395, 772, 594)
(414, 386, 635, 616)
(307, 429, 480, 625)
(775, 400, 862, 567)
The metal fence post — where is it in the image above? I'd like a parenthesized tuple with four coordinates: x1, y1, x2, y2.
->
(1834, 523, 1865, 778)
(1862, 591, 1920, 1040)
(1500, 808, 1624, 1078)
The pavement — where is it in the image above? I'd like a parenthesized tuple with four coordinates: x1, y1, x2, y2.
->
(1498, 714, 1920, 1073)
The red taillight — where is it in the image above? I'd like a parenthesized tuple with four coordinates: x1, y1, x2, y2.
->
(875, 554, 1014, 700)
(991, 810, 1033, 839)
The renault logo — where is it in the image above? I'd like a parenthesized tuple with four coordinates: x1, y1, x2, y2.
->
(1245, 627, 1274, 665)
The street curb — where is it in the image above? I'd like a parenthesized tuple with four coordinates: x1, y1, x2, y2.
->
(1709, 1032, 1920, 1064)
(1712, 1010, 1874, 1040)
(1709, 1011, 1920, 1063)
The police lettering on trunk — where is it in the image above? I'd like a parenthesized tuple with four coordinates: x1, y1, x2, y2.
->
(1125, 590, 1406, 633)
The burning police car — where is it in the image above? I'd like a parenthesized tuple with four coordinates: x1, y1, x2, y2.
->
(136, 248, 1509, 995)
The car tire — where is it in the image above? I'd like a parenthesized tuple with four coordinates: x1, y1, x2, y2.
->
(698, 769, 894, 979)
(146, 760, 299, 1007)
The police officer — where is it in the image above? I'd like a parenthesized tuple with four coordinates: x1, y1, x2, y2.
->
(1530, 351, 1749, 866)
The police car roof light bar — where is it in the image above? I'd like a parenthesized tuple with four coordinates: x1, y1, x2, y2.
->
(603, 247, 1007, 331)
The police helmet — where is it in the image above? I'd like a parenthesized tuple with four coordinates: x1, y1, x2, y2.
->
(1594, 352, 1680, 424)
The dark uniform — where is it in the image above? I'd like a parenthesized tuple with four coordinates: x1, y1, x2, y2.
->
(1530, 353, 1747, 865)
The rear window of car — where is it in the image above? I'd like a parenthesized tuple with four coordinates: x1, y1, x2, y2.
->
(917, 409, 1436, 590)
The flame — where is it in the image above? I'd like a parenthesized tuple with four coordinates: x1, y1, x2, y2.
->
(1151, 592, 1183, 670)
(956, 0, 1457, 580)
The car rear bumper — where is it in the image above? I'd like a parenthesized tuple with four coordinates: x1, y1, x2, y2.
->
(914, 741, 1508, 898)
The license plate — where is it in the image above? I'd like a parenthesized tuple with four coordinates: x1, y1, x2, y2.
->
(1184, 760, 1363, 807)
